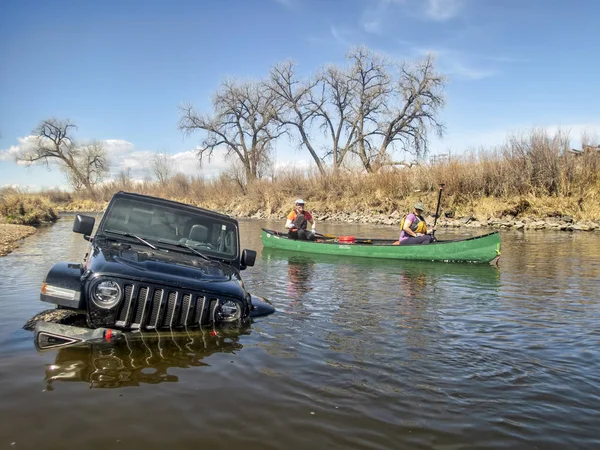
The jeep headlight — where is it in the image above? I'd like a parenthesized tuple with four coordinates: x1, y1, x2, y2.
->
(92, 280, 122, 309)
(216, 300, 242, 322)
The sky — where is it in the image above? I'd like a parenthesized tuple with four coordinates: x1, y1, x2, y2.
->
(1, 0, 599, 191)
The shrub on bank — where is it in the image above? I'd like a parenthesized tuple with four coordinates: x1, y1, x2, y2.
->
(5, 129, 599, 223)
(0, 189, 59, 226)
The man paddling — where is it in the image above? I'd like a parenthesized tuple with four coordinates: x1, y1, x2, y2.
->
(285, 199, 316, 241)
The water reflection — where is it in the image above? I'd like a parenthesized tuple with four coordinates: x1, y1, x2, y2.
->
(285, 256, 315, 301)
(261, 247, 502, 359)
(261, 247, 501, 290)
(42, 327, 249, 389)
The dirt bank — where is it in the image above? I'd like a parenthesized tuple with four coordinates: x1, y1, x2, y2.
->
(0, 224, 37, 256)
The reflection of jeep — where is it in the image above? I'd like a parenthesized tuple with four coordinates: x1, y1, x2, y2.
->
(28, 191, 274, 347)
(44, 328, 248, 389)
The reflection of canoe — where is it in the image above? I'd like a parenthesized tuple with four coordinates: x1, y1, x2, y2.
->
(261, 228, 501, 263)
(261, 247, 501, 286)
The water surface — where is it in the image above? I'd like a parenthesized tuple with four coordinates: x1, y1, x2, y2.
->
(1, 216, 599, 449)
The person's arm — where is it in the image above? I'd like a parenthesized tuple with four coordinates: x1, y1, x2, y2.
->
(309, 215, 316, 232)
(285, 211, 295, 229)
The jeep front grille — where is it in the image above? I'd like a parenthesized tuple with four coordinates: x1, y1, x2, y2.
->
(114, 282, 224, 330)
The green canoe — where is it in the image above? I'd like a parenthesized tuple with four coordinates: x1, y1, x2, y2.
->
(261, 228, 501, 264)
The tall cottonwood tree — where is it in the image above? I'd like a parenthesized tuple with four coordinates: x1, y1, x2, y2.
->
(179, 79, 284, 184)
(269, 61, 360, 174)
(269, 47, 446, 173)
(17, 118, 109, 194)
(64, 140, 110, 192)
(269, 61, 327, 175)
(368, 53, 446, 170)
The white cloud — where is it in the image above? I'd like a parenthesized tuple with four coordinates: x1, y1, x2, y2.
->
(0, 145, 21, 161)
(102, 139, 135, 156)
(413, 47, 497, 80)
(424, 0, 464, 21)
(0, 135, 39, 163)
(364, 0, 464, 25)
(363, 20, 383, 35)
(108, 146, 234, 181)
(174, 148, 230, 177)
(446, 60, 496, 80)
(274, 158, 313, 171)
(330, 25, 352, 47)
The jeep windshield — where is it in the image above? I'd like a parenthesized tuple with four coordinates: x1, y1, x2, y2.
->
(99, 197, 239, 260)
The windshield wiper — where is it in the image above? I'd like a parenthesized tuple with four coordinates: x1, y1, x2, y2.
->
(104, 229, 157, 250)
(156, 239, 211, 261)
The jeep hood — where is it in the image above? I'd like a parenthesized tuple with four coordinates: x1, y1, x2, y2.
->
(87, 243, 245, 296)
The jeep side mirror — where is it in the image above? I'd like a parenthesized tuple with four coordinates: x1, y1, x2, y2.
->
(240, 249, 256, 270)
(73, 214, 95, 241)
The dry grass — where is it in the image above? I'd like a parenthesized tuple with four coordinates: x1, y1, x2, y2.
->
(2, 129, 599, 223)
(0, 188, 59, 226)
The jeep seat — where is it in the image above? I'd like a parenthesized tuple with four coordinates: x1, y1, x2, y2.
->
(188, 224, 209, 243)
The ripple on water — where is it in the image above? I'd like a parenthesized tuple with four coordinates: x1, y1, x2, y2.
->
(0, 221, 599, 449)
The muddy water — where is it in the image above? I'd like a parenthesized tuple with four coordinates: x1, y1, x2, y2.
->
(1, 216, 599, 449)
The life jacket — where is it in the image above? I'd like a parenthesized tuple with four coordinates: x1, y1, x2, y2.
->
(400, 214, 427, 234)
(292, 212, 308, 230)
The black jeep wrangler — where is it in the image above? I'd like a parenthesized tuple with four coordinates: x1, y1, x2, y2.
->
(29, 191, 274, 348)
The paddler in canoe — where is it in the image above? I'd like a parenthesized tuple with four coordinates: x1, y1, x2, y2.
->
(285, 199, 317, 241)
(399, 201, 437, 245)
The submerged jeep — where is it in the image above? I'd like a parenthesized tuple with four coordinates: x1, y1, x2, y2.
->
(30, 191, 274, 348)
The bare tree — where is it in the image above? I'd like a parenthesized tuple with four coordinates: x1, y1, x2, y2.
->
(115, 167, 134, 191)
(269, 61, 327, 175)
(151, 152, 175, 185)
(269, 61, 362, 174)
(339, 48, 392, 172)
(17, 118, 109, 194)
(63, 141, 109, 192)
(371, 54, 446, 170)
(316, 65, 357, 171)
(269, 48, 445, 174)
(179, 79, 284, 183)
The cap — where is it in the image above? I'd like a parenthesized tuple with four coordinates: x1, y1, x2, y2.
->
(295, 199, 305, 205)
(414, 201, 425, 211)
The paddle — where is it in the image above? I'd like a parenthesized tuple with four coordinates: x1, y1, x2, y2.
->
(432, 183, 445, 240)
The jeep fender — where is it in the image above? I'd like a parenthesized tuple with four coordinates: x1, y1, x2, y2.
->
(249, 294, 275, 318)
(40, 262, 85, 309)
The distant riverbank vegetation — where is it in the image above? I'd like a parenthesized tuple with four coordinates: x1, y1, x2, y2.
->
(3, 46, 599, 227)
(2, 129, 599, 227)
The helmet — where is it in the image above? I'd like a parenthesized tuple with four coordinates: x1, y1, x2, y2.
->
(414, 201, 425, 211)
(295, 199, 305, 205)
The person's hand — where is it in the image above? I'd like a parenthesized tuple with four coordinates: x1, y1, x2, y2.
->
(416, 233, 423, 237)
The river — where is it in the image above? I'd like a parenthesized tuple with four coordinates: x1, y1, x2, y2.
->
(0, 216, 599, 449)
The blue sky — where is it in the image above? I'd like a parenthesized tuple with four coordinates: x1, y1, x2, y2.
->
(1, 0, 599, 190)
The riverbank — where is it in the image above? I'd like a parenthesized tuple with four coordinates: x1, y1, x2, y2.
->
(1, 207, 598, 258)
(238, 208, 600, 232)
(0, 224, 37, 256)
